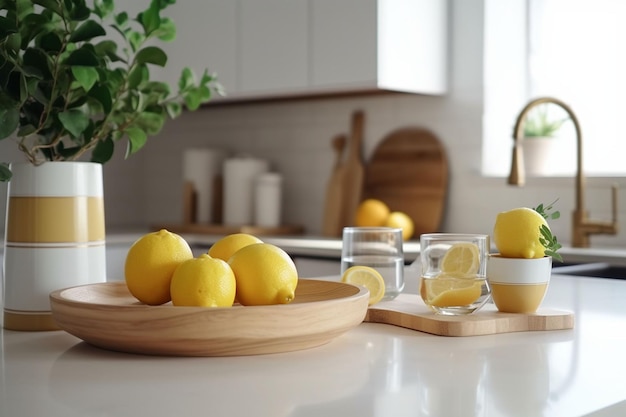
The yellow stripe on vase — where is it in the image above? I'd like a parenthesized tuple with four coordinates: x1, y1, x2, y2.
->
(6, 196, 105, 243)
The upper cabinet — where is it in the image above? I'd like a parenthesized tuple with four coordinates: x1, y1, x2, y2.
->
(156, 0, 448, 102)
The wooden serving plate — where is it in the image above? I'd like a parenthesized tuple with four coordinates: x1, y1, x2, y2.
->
(50, 279, 369, 357)
(365, 294, 574, 337)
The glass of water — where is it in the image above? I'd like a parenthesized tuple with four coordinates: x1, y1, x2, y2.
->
(420, 233, 491, 315)
(341, 227, 404, 300)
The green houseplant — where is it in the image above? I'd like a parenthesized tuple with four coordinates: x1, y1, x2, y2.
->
(0, 0, 221, 181)
(523, 104, 567, 138)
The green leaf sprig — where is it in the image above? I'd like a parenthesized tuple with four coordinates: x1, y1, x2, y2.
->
(533, 199, 563, 262)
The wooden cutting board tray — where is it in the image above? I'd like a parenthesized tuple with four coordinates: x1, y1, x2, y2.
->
(365, 294, 574, 336)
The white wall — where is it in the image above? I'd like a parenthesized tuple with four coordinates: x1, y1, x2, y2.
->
(1, 0, 624, 248)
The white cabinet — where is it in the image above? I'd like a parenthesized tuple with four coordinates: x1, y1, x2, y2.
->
(151, 1, 238, 98)
(311, 0, 448, 95)
(239, 0, 309, 94)
(156, 0, 448, 101)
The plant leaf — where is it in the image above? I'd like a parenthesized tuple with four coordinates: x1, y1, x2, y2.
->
(31, 0, 62, 17)
(0, 15, 18, 41)
(88, 83, 112, 114)
(0, 162, 12, 182)
(69, 1, 90, 21)
(178, 67, 194, 91)
(183, 88, 202, 111)
(93, 0, 113, 19)
(127, 30, 144, 53)
(141, 81, 170, 96)
(128, 63, 148, 89)
(135, 46, 167, 67)
(71, 66, 99, 91)
(165, 101, 181, 119)
(138, 4, 160, 36)
(70, 19, 106, 42)
(23, 47, 52, 79)
(38, 31, 63, 53)
(154, 17, 176, 42)
(134, 111, 164, 135)
(94, 40, 123, 62)
(91, 134, 114, 163)
(124, 126, 148, 156)
(17, 124, 37, 137)
(58, 109, 90, 137)
(64, 46, 100, 66)
(0, 93, 19, 139)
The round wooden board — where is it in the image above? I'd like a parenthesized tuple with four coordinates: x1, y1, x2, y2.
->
(50, 279, 369, 357)
(363, 128, 448, 236)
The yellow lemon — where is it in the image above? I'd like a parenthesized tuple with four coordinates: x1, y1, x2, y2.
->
(170, 254, 236, 307)
(440, 242, 480, 275)
(125, 229, 193, 305)
(493, 207, 549, 259)
(385, 211, 415, 241)
(228, 243, 298, 306)
(355, 198, 390, 227)
(341, 266, 385, 305)
(421, 275, 483, 307)
(208, 233, 263, 262)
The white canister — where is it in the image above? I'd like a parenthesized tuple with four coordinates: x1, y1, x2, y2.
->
(182, 148, 227, 224)
(223, 157, 269, 226)
(254, 173, 283, 228)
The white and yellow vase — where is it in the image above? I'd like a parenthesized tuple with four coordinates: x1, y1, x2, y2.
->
(3, 162, 106, 331)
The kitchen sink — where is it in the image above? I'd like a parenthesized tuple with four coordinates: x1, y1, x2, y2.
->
(552, 262, 626, 279)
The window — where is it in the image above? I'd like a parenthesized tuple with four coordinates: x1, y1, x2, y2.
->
(483, 0, 626, 177)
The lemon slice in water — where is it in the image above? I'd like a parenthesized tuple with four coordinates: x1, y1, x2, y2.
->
(422, 275, 483, 307)
(341, 266, 385, 305)
(440, 242, 480, 275)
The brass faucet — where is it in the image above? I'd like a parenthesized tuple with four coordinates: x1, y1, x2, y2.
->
(508, 96, 618, 248)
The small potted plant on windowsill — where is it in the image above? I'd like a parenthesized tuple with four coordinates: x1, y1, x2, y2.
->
(0, 0, 222, 331)
(522, 104, 568, 176)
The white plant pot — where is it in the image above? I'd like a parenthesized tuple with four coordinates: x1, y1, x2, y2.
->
(3, 162, 107, 331)
(522, 136, 558, 176)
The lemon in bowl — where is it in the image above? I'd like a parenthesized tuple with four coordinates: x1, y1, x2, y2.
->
(228, 243, 298, 306)
(124, 229, 193, 305)
(170, 254, 236, 307)
(208, 233, 263, 261)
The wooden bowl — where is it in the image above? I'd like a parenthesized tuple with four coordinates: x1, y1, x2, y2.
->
(50, 279, 369, 357)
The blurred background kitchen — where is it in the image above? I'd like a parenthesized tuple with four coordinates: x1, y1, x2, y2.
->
(1, 0, 624, 248)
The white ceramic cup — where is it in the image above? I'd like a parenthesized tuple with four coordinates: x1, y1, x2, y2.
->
(487, 254, 552, 313)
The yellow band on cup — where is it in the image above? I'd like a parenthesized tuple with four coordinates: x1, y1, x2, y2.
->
(6, 196, 105, 243)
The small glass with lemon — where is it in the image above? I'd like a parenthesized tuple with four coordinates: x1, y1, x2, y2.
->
(419, 234, 491, 315)
(341, 227, 405, 301)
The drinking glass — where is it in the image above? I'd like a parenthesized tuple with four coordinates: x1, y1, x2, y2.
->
(420, 233, 491, 315)
(341, 227, 404, 301)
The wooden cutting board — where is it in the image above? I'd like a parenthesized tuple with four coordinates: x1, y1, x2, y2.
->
(340, 110, 365, 230)
(363, 128, 448, 236)
(365, 294, 574, 337)
(322, 134, 347, 237)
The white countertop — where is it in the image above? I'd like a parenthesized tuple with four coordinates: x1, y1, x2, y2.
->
(2, 272, 626, 417)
